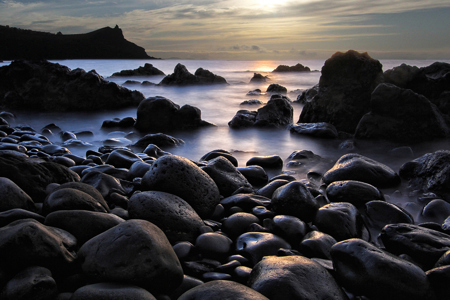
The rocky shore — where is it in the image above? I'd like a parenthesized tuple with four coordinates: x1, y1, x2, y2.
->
(1, 51, 450, 299)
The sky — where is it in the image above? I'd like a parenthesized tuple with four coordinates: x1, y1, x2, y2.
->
(1, 0, 450, 60)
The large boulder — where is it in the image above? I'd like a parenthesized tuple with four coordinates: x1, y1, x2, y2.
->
(159, 63, 227, 86)
(134, 96, 212, 132)
(78, 219, 183, 294)
(355, 83, 449, 142)
(399, 150, 450, 201)
(0, 177, 35, 212)
(178, 280, 269, 300)
(111, 63, 165, 76)
(299, 50, 383, 133)
(0, 60, 144, 111)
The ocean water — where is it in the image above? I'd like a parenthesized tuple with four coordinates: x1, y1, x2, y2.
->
(1, 58, 450, 183)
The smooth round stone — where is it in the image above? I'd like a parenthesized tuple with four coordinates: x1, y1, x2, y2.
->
(105, 149, 144, 169)
(78, 220, 183, 294)
(223, 212, 260, 238)
(41, 144, 71, 156)
(216, 259, 241, 273)
(0, 208, 44, 227)
(173, 241, 195, 260)
(142, 144, 171, 158)
(237, 165, 268, 187)
(248, 255, 347, 300)
(421, 199, 450, 224)
(236, 232, 291, 265)
(264, 215, 307, 248)
(220, 193, 271, 212)
(300, 230, 337, 259)
(256, 179, 289, 198)
(0, 177, 35, 212)
(43, 188, 109, 215)
(60, 131, 77, 141)
(52, 182, 108, 208)
(314, 202, 363, 241)
(201, 149, 238, 167)
(202, 272, 232, 281)
(252, 206, 275, 220)
(365, 200, 414, 229)
(167, 275, 204, 300)
(52, 156, 76, 168)
(246, 155, 283, 169)
(331, 238, 432, 300)
(228, 254, 250, 265)
(129, 191, 204, 244)
(326, 180, 384, 208)
(195, 232, 233, 257)
(323, 153, 401, 188)
(81, 171, 126, 200)
(44, 210, 125, 245)
(71, 283, 156, 300)
(201, 156, 252, 197)
(271, 181, 319, 223)
(128, 161, 152, 179)
(234, 265, 253, 283)
(289, 122, 338, 138)
(426, 265, 450, 299)
(380, 223, 450, 269)
(63, 154, 86, 165)
(1, 266, 57, 300)
(141, 155, 220, 219)
(178, 280, 269, 300)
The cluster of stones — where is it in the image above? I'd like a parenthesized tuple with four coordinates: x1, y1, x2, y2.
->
(2, 107, 450, 299)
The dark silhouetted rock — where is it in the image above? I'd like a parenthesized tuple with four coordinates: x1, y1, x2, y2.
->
(0, 177, 35, 212)
(250, 73, 269, 83)
(289, 122, 338, 139)
(178, 280, 269, 300)
(0, 60, 145, 111)
(131, 133, 184, 151)
(355, 83, 449, 142)
(0, 208, 44, 227)
(272, 63, 311, 72)
(331, 238, 433, 300)
(266, 83, 287, 94)
(71, 283, 157, 300)
(159, 64, 227, 86)
(111, 63, 164, 76)
(228, 110, 257, 128)
(295, 84, 319, 104)
(248, 255, 347, 300)
(299, 50, 383, 133)
(237, 165, 268, 187)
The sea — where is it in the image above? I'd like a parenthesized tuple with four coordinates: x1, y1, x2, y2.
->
(1, 58, 450, 188)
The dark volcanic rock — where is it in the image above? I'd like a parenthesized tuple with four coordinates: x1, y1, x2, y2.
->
(78, 219, 183, 294)
(178, 280, 269, 300)
(399, 150, 450, 201)
(299, 50, 383, 133)
(331, 238, 433, 300)
(228, 110, 257, 128)
(131, 133, 184, 151)
(128, 191, 204, 244)
(236, 232, 291, 265)
(322, 153, 400, 188)
(250, 73, 269, 83)
(248, 255, 347, 300)
(289, 122, 338, 139)
(326, 180, 384, 208)
(0, 60, 145, 111)
(134, 96, 212, 132)
(159, 63, 227, 86)
(355, 83, 449, 142)
(0, 177, 35, 212)
(141, 155, 221, 219)
(295, 84, 319, 104)
(266, 83, 287, 94)
(71, 283, 157, 300)
(111, 63, 165, 76)
(272, 63, 311, 72)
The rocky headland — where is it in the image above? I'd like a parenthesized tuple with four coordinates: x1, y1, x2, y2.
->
(0, 51, 450, 299)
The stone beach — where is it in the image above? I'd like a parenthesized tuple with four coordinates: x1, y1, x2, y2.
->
(1, 50, 450, 299)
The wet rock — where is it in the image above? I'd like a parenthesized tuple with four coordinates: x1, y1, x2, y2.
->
(365, 200, 414, 234)
(326, 180, 384, 208)
(45, 210, 125, 245)
(271, 181, 319, 223)
(272, 63, 311, 72)
(426, 265, 450, 299)
(141, 155, 220, 219)
(195, 232, 233, 257)
(399, 150, 450, 201)
(289, 122, 338, 139)
(295, 84, 319, 104)
(201, 156, 252, 197)
(237, 165, 268, 187)
(266, 83, 287, 94)
(131, 133, 184, 151)
(159, 63, 227, 86)
(78, 219, 183, 294)
(228, 110, 257, 128)
(421, 199, 450, 224)
(0, 60, 144, 111)
(246, 155, 283, 170)
(71, 282, 157, 300)
(0, 208, 44, 227)
(300, 230, 336, 259)
(355, 83, 449, 142)
(241, 99, 264, 105)
(128, 161, 152, 179)
(142, 144, 171, 158)
(0, 177, 35, 212)
(43, 188, 110, 215)
(314, 202, 363, 241)
(248, 255, 347, 300)
(380, 223, 450, 269)
(111, 63, 165, 76)
(0, 266, 57, 300)
(223, 212, 260, 238)
(178, 280, 269, 300)
(256, 179, 289, 199)
(254, 97, 293, 127)
(331, 238, 433, 300)
(0, 219, 76, 273)
(200, 149, 238, 167)
(299, 50, 383, 133)
(81, 171, 126, 200)
(220, 193, 271, 212)
(323, 153, 401, 188)
(236, 232, 291, 265)
(128, 191, 204, 244)
(105, 148, 143, 169)
(264, 215, 307, 249)
(250, 73, 269, 83)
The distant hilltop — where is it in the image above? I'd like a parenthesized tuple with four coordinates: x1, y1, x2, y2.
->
(0, 25, 157, 60)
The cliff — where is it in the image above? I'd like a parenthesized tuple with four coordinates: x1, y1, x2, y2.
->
(0, 25, 156, 60)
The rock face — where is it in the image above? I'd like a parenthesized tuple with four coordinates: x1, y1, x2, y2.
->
(159, 64, 227, 86)
(299, 50, 383, 133)
(355, 83, 449, 142)
(0, 60, 145, 111)
(134, 96, 213, 132)
(111, 63, 165, 76)
(0, 25, 155, 60)
(272, 63, 311, 72)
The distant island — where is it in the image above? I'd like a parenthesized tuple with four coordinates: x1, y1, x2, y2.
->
(0, 25, 157, 60)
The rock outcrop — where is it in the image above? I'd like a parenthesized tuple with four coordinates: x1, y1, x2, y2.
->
(111, 63, 165, 76)
(159, 64, 227, 86)
(272, 63, 311, 72)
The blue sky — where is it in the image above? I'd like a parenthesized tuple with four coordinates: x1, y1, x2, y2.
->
(1, 0, 449, 59)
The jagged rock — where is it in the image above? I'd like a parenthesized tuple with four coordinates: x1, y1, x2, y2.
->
(0, 60, 145, 111)
(159, 64, 227, 86)
(111, 63, 165, 76)
(355, 83, 449, 142)
(272, 63, 311, 72)
(295, 84, 319, 104)
(299, 50, 383, 133)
